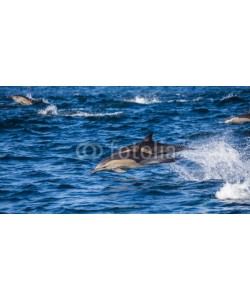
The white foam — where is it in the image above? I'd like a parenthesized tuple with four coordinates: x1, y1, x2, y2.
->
(171, 139, 250, 201)
(38, 106, 122, 117)
(216, 182, 250, 200)
(166, 98, 200, 103)
(127, 97, 200, 104)
(66, 111, 123, 117)
(126, 96, 161, 104)
(176, 99, 187, 103)
(38, 104, 58, 115)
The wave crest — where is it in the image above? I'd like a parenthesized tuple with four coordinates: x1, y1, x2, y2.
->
(66, 111, 123, 117)
(38, 105, 122, 117)
(126, 96, 161, 104)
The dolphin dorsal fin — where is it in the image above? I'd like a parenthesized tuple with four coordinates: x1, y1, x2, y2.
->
(143, 132, 154, 142)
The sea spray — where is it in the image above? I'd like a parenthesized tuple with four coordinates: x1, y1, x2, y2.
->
(38, 104, 58, 116)
(215, 181, 250, 200)
(41, 98, 50, 104)
(170, 139, 250, 200)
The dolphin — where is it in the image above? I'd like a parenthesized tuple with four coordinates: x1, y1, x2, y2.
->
(90, 132, 187, 174)
(7, 95, 42, 106)
(224, 113, 250, 124)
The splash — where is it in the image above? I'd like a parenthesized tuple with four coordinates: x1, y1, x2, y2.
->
(26, 91, 33, 99)
(126, 96, 161, 104)
(216, 182, 250, 200)
(171, 139, 250, 201)
(25, 90, 50, 104)
(38, 104, 58, 115)
(41, 98, 50, 104)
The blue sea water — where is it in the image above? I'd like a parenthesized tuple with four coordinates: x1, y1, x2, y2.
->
(0, 86, 249, 214)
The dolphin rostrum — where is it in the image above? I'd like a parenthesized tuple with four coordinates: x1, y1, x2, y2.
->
(90, 132, 187, 174)
(7, 95, 42, 106)
(224, 113, 250, 124)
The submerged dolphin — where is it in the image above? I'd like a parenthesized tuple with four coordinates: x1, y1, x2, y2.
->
(7, 95, 42, 106)
(90, 132, 187, 174)
(225, 113, 250, 124)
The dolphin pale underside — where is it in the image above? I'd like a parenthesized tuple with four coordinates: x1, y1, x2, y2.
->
(225, 113, 250, 124)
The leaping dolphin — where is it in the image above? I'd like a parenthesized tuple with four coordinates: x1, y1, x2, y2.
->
(224, 113, 250, 124)
(7, 95, 43, 106)
(90, 132, 187, 174)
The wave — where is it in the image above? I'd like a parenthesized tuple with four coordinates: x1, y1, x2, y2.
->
(125, 96, 161, 104)
(167, 99, 188, 103)
(38, 105, 122, 117)
(166, 98, 202, 103)
(171, 139, 250, 201)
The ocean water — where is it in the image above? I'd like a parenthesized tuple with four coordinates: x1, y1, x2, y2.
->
(0, 86, 249, 214)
